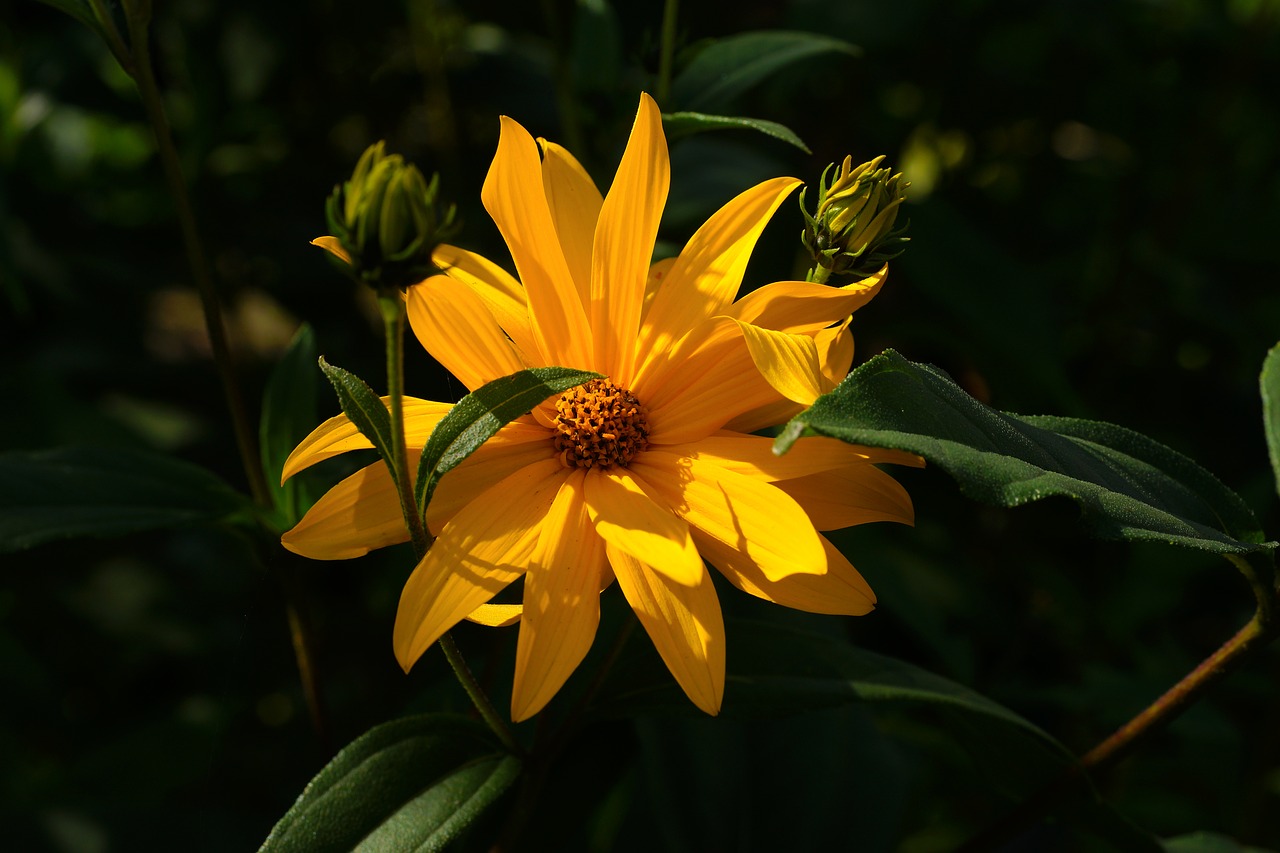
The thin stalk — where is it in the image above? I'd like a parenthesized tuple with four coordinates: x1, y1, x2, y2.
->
(656, 0, 679, 106)
(958, 607, 1275, 851)
(121, 10, 271, 509)
(87, 0, 134, 74)
(377, 294, 520, 756)
(378, 294, 432, 556)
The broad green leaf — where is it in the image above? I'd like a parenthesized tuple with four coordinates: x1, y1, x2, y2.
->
(414, 367, 599, 518)
(318, 357, 397, 481)
(34, 0, 102, 35)
(1163, 832, 1268, 853)
(661, 111, 810, 153)
(0, 446, 250, 552)
(1260, 342, 1280, 498)
(594, 619, 1158, 852)
(260, 324, 318, 525)
(671, 31, 860, 113)
(259, 714, 521, 853)
(776, 349, 1273, 559)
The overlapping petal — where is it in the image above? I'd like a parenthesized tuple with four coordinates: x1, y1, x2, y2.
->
(394, 458, 569, 672)
(606, 544, 724, 715)
(590, 93, 668, 385)
(632, 450, 827, 580)
(775, 462, 916, 531)
(538, 139, 603, 306)
(584, 469, 703, 587)
(407, 274, 526, 390)
(281, 397, 449, 481)
(431, 243, 536, 359)
(511, 470, 606, 721)
(281, 461, 408, 560)
(482, 116, 593, 368)
(698, 531, 876, 615)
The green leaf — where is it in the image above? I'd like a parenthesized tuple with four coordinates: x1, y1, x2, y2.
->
(1259, 342, 1280, 498)
(35, 0, 103, 35)
(775, 349, 1273, 558)
(318, 356, 396, 481)
(670, 31, 861, 113)
(594, 619, 1159, 852)
(0, 446, 250, 552)
(414, 366, 599, 518)
(259, 324, 318, 526)
(661, 111, 810, 153)
(1163, 832, 1269, 853)
(259, 714, 520, 853)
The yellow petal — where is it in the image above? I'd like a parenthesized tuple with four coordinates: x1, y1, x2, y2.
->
(407, 275, 526, 391)
(393, 458, 569, 672)
(641, 257, 679, 325)
(511, 469, 606, 721)
(632, 450, 826, 580)
(634, 176, 800, 382)
(538, 139, 603, 307)
(466, 603, 523, 627)
(660, 432, 883, 482)
(816, 317, 855, 392)
(698, 531, 875, 615)
(775, 462, 915, 530)
(590, 93, 668, 385)
(281, 461, 409, 560)
(731, 319, 824, 406)
(425, 421, 557, 535)
(281, 397, 450, 482)
(482, 116, 593, 368)
(583, 469, 703, 586)
(431, 243, 537, 361)
(725, 265, 887, 333)
(311, 235, 351, 265)
(606, 544, 724, 715)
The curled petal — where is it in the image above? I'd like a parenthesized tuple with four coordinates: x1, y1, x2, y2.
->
(281, 461, 409, 560)
(775, 462, 916, 531)
(699, 532, 875, 616)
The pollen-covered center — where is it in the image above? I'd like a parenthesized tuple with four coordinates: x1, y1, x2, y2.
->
(552, 378, 651, 469)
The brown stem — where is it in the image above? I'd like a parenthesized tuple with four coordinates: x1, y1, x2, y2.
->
(958, 610, 1275, 852)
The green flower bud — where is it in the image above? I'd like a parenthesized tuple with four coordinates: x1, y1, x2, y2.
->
(800, 155, 909, 283)
(321, 141, 459, 291)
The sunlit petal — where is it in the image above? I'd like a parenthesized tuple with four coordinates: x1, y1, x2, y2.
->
(584, 468, 703, 586)
(632, 450, 826, 580)
(699, 532, 876, 615)
(539, 139, 603, 306)
(432, 243, 537, 360)
(466, 603, 523, 627)
(591, 93, 668, 385)
(733, 320, 824, 405)
(394, 459, 569, 672)
(281, 397, 450, 482)
(725, 265, 886, 333)
(426, 421, 557, 535)
(407, 275, 526, 390)
(660, 432, 883, 481)
(634, 176, 800, 381)
(311, 235, 352, 264)
(511, 470, 606, 721)
(607, 544, 724, 715)
(483, 116, 593, 367)
(281, 461, 409, 560)
(775, 462, 916, 530)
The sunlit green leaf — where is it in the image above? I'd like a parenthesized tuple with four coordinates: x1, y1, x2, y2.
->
(259, 324, 318, 526)
(776, 349, 1273, 559)
(1259, 342, 1280, 498)
(318, 356, 396, 481)
(0, 446, 250, 552)
(259, 714, 520, 853)
(662, 111, 810, 153)
(414, 366, 599, 518)
(671, 31, 860, 113)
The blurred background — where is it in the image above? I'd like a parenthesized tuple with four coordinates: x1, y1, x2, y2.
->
(3, 0, 1279, 850)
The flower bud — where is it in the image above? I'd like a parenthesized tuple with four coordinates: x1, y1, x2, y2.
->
(801, 155, 909, 282)
(320, 142, 459, 291)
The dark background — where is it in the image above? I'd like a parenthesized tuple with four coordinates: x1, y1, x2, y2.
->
(3, 0, 1279, 850)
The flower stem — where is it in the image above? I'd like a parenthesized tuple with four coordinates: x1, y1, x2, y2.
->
(377, 293, 520, 756)
(656, 0, 679, 106)
(959, 587, 1277, 851)
(119, 4, 270, 510)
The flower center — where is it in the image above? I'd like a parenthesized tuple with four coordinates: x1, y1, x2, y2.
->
(552, 378, 651, 469)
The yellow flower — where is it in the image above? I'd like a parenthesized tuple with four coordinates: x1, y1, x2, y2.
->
(282, 93, 918, 721)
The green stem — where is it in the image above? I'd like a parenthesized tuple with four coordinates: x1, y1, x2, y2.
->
(656, 0, 679, 106)
(806, 264, 831, 284)
(119, 5, 271, 510)
(959, 601, 1276, 851)
(378, 294, 432, 556)
(377, 293, 520, 756)
(87, 0, 134, 74)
